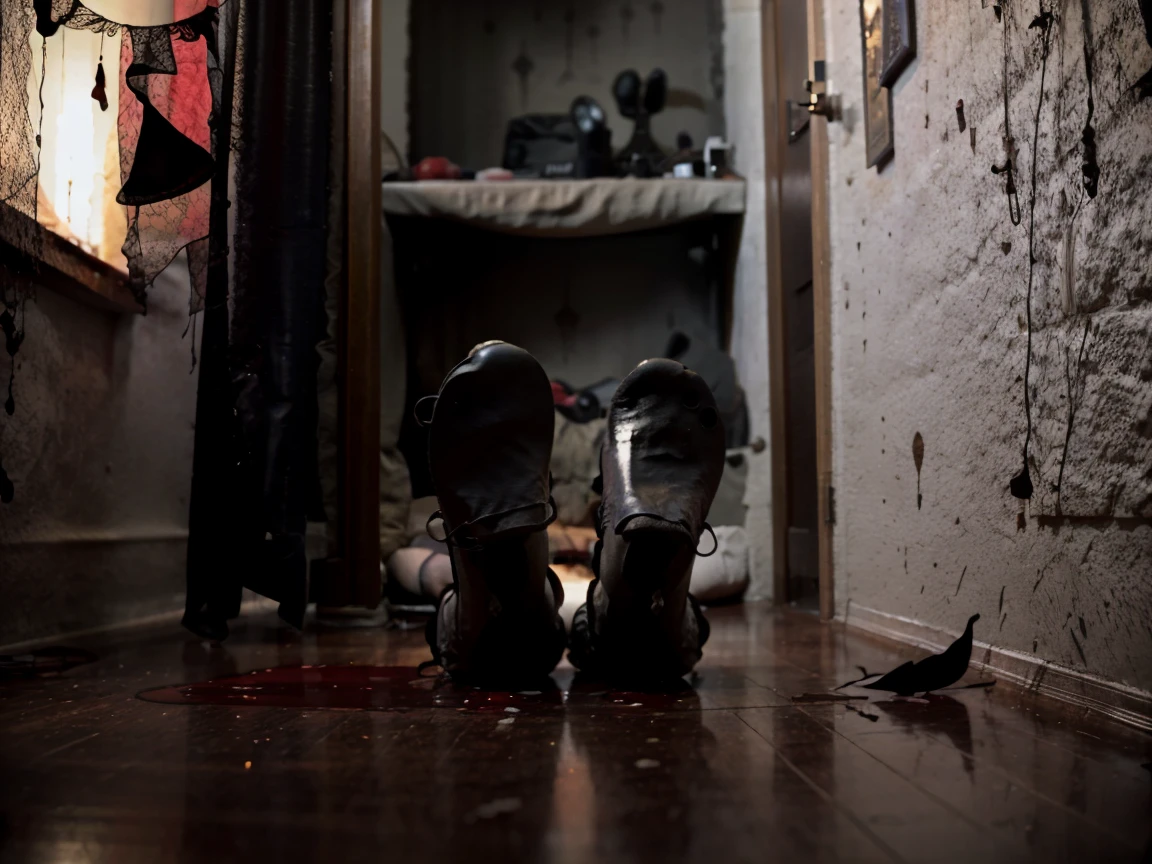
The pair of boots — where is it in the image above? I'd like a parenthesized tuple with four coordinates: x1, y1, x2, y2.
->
(417, 341, 725, 685)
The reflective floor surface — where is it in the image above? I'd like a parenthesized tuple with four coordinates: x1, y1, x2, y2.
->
(1, 602, 1149, 863)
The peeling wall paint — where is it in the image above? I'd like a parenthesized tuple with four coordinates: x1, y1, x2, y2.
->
(824, 0, 1152, 690)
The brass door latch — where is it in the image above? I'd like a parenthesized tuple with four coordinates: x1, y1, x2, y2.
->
(789, 61, 840, 142)
(804, 60, 840, 122)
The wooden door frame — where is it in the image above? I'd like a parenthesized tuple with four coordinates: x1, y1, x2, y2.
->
(807, 0, 835, 624)
(761, 0, 835, 622)
(340, 0, 383, 607)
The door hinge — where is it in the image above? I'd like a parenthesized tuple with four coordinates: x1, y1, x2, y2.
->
(825, 485, 837, 526)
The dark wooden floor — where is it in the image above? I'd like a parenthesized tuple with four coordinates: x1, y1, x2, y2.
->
(1, 602, 1149, 863)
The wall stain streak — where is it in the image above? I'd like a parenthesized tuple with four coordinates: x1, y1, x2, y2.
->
(620, 1, 635, 43)
(1078, 0, 1099, 198)
(0, 299, 24, 505)
(1056, 319, 1092, 512)
(1, 301, 24, 417)
(993, 10, 1022, 226)
(1009, 6, 1055, 502)
(913, 431, 925, 509)
(1070, 628, 1088, 664)
(559, 6, 576, 84)
(0, 456, 12, 504)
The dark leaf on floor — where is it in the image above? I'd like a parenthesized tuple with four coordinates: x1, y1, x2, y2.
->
(841, 614, 982, 696)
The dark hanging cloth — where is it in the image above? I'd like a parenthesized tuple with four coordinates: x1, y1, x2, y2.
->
(182, 0, 244, 640)
(183, 0, 332, 638)
(116, 9, 217, 207)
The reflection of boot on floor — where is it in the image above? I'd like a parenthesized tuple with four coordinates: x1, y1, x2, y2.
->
(570, 359, 726, 682)
(419, 342, 568, 685)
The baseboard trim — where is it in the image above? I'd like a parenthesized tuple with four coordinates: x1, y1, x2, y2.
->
(1, 528, 189, 547)
(843, 604, 1152, 734)
(0, 595, 279, 655)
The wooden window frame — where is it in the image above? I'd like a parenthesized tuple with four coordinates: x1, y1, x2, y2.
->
(0, 200, 141, 315)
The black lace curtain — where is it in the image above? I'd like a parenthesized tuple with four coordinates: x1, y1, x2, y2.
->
(0, 0, 333, 635)
(2, 0, 232, 307)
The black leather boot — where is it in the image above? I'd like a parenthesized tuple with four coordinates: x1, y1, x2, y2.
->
(418, 342, 567, 684)
(569, 359, 725, 681)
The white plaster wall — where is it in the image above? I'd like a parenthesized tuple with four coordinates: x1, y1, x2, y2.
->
(723, 0, 774, 599)
(0, 257, 198, 645)
(823, 1, 1152, 690)
(381, 0, 410, 161)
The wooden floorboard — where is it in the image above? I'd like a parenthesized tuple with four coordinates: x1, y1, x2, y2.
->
(0, 602, 1148, 863)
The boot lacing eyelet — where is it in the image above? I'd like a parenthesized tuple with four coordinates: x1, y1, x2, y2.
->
(697, 523, 718, 557)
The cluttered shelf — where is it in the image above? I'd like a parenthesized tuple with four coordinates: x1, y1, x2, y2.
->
(380, 178, 746, 238)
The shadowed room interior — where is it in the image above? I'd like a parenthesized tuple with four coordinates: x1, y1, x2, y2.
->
(1, 0, 1150, 862)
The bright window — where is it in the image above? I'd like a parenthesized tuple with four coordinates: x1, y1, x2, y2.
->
(27, 25, 127, 270)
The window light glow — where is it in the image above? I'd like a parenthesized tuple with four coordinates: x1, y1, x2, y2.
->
(29, 25, 126, 270)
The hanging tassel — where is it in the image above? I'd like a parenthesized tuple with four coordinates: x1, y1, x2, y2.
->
(92, 56, 109, 112)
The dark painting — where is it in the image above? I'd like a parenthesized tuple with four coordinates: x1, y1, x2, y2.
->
(880, 0, 915, 86)
(860, 0, 894, 168)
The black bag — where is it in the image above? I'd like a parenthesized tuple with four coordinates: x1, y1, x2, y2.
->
(503, 113, 614, 179)
(503, 114, 581, 178)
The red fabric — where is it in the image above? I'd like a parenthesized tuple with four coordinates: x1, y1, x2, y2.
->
(551, 381, 578, 408)
(117, 24, 213, 307)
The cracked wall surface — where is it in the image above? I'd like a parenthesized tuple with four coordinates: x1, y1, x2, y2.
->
(824, 0, 1152, 690)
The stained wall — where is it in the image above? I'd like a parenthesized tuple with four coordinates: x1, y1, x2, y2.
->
(0, 258, 198, 645)
(824, 0, 1152, 689)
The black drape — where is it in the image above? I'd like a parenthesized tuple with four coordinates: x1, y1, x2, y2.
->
(184, 0, 332, 638)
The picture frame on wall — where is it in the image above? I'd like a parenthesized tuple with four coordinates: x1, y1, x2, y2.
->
(860, 0, 894, 169)
(879, 0, 916, 86)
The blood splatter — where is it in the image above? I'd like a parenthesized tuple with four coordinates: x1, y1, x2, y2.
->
(1, 303, 24, 417)
(0, 456, 12, 504)
(1011, 5, 1054, 502)
(1079, 0, 1099, 198)
(912, 432, 924, 509)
